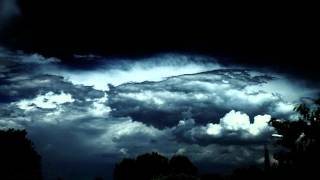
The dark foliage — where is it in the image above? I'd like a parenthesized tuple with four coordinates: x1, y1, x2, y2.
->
(113, 152, 269, 180)
(136, 152, 170, 180)
(268, 98, 320, 178)
(169, 155, 197, 176)
(229, 166, 265, 180)
(114, 152, 197, 180)
(153, 173, 199, 180)
(0, 128, 42, 180)
(113, 158, 137, 180)
(200, 173, 223, 180)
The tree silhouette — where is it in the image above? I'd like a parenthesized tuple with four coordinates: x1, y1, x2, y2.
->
(200, 173, 223, 180)
(169, 155, 197, 176)
(152, 173, 198, 180)
(0, 128, 42, 180)
(269, 98, 320, 178)
(230, 165, 269, 180)
(114, 158, 137, 180)
(136, 152, 170, 180)
(113, 152, 198, 180)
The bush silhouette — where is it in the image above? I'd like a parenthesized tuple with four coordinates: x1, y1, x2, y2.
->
(230, 166, 264, 180)
(136, 152, 170, 180)
(200, 173, 223, 180)
(269, 98, 320, 178)
(152, 173, 198, 180)
(0, 128, 42, 180)
(114, 158, 137, 180)
(169, 155, 197, 176)
(114, 152, 197, 180)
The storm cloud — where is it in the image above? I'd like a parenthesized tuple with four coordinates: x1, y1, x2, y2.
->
(108, 69, 308, 128)
(0, 48, 319, 178)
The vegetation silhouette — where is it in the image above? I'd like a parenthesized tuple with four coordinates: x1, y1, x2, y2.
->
(199, 173, 223, 180)
(113, 152, 198, 180)
(0, 128, 42, 180)
(169, 155, 197, 176)
(113, 152, 268, 180)
(152, 173, 198, 180)
(268, 98, 320, 178)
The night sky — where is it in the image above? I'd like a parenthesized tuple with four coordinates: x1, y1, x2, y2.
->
(0, 1, 319, 179)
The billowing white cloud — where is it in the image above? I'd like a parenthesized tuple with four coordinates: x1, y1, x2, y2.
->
(173, 110, 273, 145)
(206, 124, 223, 136)
(87, 93, 111, 117)
(16, 91, 74, 110)
(217, 110, 272, 136)
(219, 110, 251, 131)
(249, 114, 272, 135)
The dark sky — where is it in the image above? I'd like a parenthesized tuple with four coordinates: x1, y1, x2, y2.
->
(1, 1, 319, 77)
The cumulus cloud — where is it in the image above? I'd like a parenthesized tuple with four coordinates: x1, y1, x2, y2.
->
(17, 91, 74, 110)
(172, 110, 273, 145)
(219, 110, 251, 131)
(208, 111, 272, 138)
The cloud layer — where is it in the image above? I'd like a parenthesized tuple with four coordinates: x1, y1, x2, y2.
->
(0, 48, 319, 178)
(108, 69, 303, 128)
